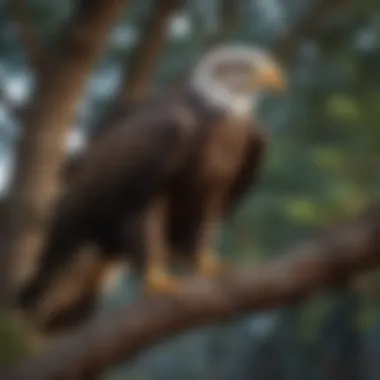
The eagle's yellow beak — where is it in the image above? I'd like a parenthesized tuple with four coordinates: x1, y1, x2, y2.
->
(252, 65, 287, 92)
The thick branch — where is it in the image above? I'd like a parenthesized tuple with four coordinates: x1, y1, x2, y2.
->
(6, 206, 380, 380)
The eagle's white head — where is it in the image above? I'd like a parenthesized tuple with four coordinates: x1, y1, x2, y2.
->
(191, 44, 287, 118)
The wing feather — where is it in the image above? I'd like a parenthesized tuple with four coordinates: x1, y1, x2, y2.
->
(225, 124, 267, 215)
(16, 102, 198, 332)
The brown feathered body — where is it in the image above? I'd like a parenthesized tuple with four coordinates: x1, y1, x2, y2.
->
(16, 86, 266, 333)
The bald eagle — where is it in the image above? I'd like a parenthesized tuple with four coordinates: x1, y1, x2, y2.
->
(16, 45, 287, 333)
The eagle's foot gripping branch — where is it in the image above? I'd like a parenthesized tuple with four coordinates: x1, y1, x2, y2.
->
(196, 251, 227, 278)
(144, 268, 184, 295)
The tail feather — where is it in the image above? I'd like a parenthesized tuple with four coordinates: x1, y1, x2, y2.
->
(15, 244, 117, 334)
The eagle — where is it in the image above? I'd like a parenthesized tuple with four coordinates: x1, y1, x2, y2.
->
(16, 44, 287, 334)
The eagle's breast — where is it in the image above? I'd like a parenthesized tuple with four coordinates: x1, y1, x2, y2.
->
(199, 115, 252, 185)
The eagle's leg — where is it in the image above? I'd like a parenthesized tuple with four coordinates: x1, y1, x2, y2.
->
(197, 248, 223, 277)
(143, 197, 184, 295)
(195, 194, 227, 278)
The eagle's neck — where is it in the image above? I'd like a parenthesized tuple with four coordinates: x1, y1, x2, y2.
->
(190, 67, 258, 120)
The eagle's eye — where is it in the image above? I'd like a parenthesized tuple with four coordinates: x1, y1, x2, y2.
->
(213, 61, 254, 93)
(214, 61, 252, 76)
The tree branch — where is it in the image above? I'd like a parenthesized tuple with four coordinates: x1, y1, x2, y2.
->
(5, 205, 380, 380)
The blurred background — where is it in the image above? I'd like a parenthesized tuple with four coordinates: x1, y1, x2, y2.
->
(1, 0, 380, 379)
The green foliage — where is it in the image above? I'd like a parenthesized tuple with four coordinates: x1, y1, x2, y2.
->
(0, 312, 30, 364)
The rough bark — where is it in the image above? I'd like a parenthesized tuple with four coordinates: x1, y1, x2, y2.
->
(4, 206, 380, 380)
(0, 0, 126, 308)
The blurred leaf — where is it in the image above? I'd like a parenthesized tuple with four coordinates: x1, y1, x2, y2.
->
(0, 312, 30, 364)
(325, 94, 361, 123)
(284, 198, 326, 225)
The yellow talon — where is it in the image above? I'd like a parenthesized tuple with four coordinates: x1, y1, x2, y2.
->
(197, 251, 225, 277)
(144, 268, 184, 295)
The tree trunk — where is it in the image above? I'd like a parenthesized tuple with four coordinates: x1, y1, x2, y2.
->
(0, 0, 125, 308)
